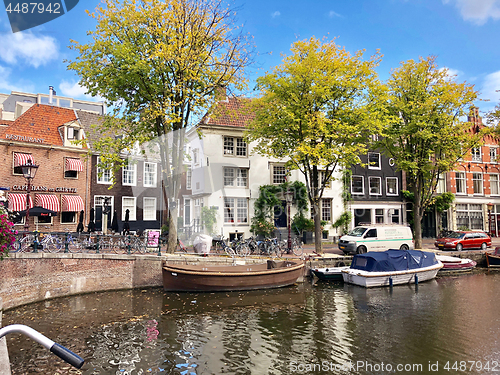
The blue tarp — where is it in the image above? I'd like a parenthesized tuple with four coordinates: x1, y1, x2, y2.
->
(350, 249, 439, 272)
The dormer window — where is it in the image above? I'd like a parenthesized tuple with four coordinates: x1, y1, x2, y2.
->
(67, 127, 79, 140)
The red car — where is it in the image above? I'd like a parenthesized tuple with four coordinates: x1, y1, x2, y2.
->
(434, 231, 491, 251)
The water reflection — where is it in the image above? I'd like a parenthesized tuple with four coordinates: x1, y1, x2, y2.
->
(3, 271, 500, 374)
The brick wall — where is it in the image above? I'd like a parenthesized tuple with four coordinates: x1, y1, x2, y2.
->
(0, 253, 164, 310)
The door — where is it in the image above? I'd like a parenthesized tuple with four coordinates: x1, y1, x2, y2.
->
(274, 201, 287, 228)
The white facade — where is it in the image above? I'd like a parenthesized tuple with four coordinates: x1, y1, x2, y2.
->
(184, 122, 344, 240)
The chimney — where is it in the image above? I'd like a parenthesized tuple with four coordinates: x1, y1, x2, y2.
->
(49, 86, 56, 105)
(468, 106, 482, 127)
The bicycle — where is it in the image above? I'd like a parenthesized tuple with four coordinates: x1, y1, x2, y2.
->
(38, 232, 63, 253)
(213, 237, 237, 257)
(112, 234, 146, 254)
(280, 237, 304, 257)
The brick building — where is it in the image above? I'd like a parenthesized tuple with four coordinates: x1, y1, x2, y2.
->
(0, 104, 90, 232)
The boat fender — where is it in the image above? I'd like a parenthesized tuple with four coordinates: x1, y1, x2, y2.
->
(325, 268, 329, 272)
(389, 277, 393, 287)
(415, 275, 418, 285)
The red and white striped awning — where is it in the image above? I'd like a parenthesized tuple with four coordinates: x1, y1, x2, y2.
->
(8, 193, 33, 211)
(35, 194, 60, 212)
(14, 153, 35, 167)
(61, 195, 84, 212)
(65, 158, 84, 172)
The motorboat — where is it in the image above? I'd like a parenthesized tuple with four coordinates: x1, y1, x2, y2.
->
(310, 263, 349, 281)
(486, 247, 500, 268)
(436, 255, 476, 273)
(341, 249, 443, 288)
(162, 259, 304, 292)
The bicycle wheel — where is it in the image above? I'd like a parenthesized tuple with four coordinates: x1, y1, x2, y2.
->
(44, 237, 63, 253)
(236, 242, 251, 257)
(99, 237, 114, 253)
(131, 238, 146, 254)
(16, 235, 33, 252)
(292, 239, 303, 256)
(224, 244, 236, 257)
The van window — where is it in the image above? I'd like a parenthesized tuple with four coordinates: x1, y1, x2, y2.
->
(365, 229, 377, 238)
(348, 227, 368, 237)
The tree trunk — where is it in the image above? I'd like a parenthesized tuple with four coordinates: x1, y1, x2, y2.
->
(413, 185, 423, 250)
(312, 200, 323, 253)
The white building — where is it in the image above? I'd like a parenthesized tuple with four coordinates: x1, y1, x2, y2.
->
(184, 95, 344, 240)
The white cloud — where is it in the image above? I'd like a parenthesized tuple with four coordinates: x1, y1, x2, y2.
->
(59, 80, 104, 102)
(481, 70, 500, 106)
(0, 31, 58, 68)
(271, 11, 281, 18)
(443, 0, 500, 25)
(328, 10, 342, 18)
(438, 67, 463, 80)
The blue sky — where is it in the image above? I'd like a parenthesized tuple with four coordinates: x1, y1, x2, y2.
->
(1, 0, 500, 115)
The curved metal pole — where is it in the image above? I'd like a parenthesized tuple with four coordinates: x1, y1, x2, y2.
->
(0, 324, 84, 369)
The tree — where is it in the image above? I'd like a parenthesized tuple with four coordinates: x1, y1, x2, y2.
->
(245, 37, 382, 253)
(68, 0, 253, 252)
(378, 56, 483, 249)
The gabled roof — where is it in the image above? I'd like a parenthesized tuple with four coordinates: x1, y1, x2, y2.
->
(202, 96, 254, 128)
(0, 104, 78, 146)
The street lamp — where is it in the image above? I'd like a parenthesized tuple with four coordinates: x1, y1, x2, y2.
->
(285, 189, 294, 252)
(487, 202, 494, 237)
(20, 160, 39, 233)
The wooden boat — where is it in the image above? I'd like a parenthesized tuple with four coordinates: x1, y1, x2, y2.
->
(486, 247, 500, 268)
(342, 249, 443, 288)
(162, 260, 304, 292)
(311, 266, 349, 281)
(436, 255, 476, 273)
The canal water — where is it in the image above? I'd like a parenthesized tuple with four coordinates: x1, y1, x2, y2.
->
(3, 270, 500, 375)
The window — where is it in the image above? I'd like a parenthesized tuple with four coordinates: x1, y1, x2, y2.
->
(272, 165, 287, 184)
(224, 167, 248, 187)
(13, 152, 34, 175)
(369, 176, 382, 195)
(455, 172, 466, 194)
(186, 167, 192, 190)
(97, 157, 112, 184)
(321, 199, 331, 222)
(122, 197, 137, 221)
(390, 209, 400, 224)
(65, 170, 78, 179)
(143, 198, 156, 221)
(193, 148, 199, 165)
(491, 174, 499, 195)
(375, 209, 384, 223)
(224, 136, 247, 157)
(61, 212, 76, 224)
(144, 162, 157, 187)
(224, 197, 248, 223)
(351, 176, 364, 195)
(184, 198, 191, 226)
(471, 147, 482, 162)
(472, 173, 483, 195)
(368, 152, 381, 169)
(122, 162, 136, 186)
(320, 171, 331, 189)
(491, 147, 498, 163)
(67, 127, 79, 140)
(437, 173, 446, 194)
(386, 177, 398, 196)
(456, 203, 483, 230)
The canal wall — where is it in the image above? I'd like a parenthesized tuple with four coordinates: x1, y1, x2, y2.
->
(0, 298, 12, 375)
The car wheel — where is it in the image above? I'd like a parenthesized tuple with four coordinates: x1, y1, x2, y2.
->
(481, 242, 487, 250)
(400, 244, 409, 251)
(456, 243, 463, 251)
(357, 245, 367, 254)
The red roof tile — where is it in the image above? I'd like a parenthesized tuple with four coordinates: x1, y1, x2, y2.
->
(204, 97, 254, 128)
(0, 104, 77, 146)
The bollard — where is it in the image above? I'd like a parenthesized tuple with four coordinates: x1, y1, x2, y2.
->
(389, 276, 393, 287)
(127, 235, 131, 255)
(96, 235, 100, 254)
(415, 274, 419, 285)
(157, 240, 161, 256)
(33, 232, 39, 253)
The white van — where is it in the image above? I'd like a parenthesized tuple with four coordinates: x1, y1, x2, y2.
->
(338, 225, 414, 255)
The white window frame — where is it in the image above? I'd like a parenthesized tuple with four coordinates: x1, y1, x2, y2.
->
(375, 208, 384, 224)
(143, 162, 157, 187)
(351, 175, 364, 195)
(224, 167, 248, 187)
(490, 147, 498, 163)
(186, 167, 192, 190)
(122, 197, 137, 221)
(224, 197, 248, 224)
(471, 147, 482, 162)
(97, 156, 113, 185)
(321, 199, 331, 222)
(472, 172, 483, 195)
(122, 162, 137, 186)
(223, 136, 247, 157)
(143, 197, 157, 221)
(184, 198, 191, 226)
(272, 164, 287, 185)
(369, 176, 382, 196)
(368, 152, 381, 170)
(455, 171, 466, 195)
(491, 174, 500, 196)
(60, 212, 77, 224)
(386, 177, 398, 196)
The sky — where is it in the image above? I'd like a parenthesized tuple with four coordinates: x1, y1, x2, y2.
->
(1, 0, 500, 115)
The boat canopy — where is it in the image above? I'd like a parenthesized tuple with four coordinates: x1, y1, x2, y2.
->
(350, 249, 439, 272)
